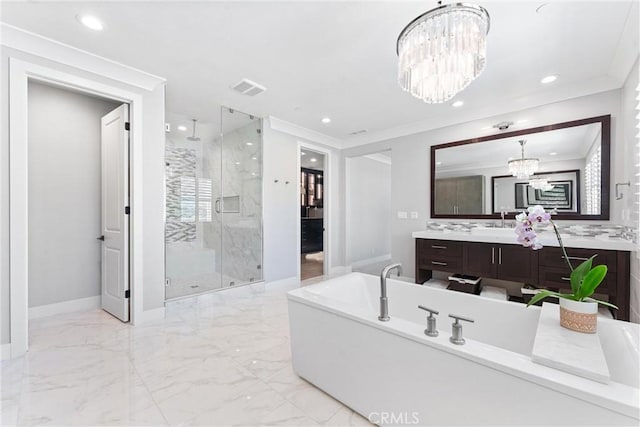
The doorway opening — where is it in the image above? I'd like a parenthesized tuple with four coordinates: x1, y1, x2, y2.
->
(26, 81, 131, 323)
(300, 148, 326, 280)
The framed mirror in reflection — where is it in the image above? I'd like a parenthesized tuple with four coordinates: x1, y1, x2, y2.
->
(431, 115, 610, 220)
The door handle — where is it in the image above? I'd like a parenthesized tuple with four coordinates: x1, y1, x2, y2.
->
(97, 235, 105, 241)
(215, 198, 221, 213)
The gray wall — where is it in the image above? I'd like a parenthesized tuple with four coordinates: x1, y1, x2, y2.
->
(621, 58, 640, 323)
(347, 155, 391, 263)
(28, 82, 120, 307)
(1, 46, 166, 345)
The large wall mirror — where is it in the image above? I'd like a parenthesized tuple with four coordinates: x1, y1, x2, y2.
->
(431, 115, 610, 220)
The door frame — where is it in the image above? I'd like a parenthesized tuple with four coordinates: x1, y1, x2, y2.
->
(296, 141, 332, 280)
(8, 58, 144, 357)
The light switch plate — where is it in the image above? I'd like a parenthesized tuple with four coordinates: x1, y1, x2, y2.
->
(397, 211, 408, 219)
(410, 211, 419, 219)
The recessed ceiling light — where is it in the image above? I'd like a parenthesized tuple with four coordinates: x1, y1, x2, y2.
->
(549, 152, 557, 156)
(251, 156, 257, 160)
(541, 75, 558, 84)
(452, 101, 464, 108)
(246, 142, 253, 146)
(436, 161, 442, 165)
(321, 117, 331, 124)
(310, 158, 317, 162)
(235, 162, 240, 165)
(177, 125, 187, 132)
(77, 15, 104, 31)
(251, 172, 257, 176)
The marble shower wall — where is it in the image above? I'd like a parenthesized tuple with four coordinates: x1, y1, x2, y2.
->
(202, 115, 263, 285)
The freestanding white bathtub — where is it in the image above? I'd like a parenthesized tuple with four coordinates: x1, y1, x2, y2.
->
(287, 272, 640, 426)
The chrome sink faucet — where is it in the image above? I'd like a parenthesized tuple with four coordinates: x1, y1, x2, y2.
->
(379, 263, 402, 322)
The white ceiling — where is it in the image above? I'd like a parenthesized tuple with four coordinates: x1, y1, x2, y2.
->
(1, 1, 637, 147)
(301, 150, 325, 170)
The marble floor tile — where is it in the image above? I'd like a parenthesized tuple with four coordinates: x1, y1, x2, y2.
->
(323, 406, 375, 426)
(5, 273, 364, 427)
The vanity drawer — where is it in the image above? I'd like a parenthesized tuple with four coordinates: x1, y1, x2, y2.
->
(418, 239, 463, 258)
(538, 267, 615, 293)
(419, 255, 462, 272)
(537, 247, 617, 272)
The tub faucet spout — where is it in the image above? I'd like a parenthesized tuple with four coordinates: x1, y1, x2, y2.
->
(379, 263, 402, 322)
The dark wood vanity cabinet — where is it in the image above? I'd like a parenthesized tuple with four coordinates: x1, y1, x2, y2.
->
(462, 242, 538, 283)
(415, 238, 631, 321)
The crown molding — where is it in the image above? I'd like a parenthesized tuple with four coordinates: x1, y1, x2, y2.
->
(342, 79, 622, 149)
(268, 116, 344, 149)
(1, 22, 165, 91)
(363, 153, 392, 165)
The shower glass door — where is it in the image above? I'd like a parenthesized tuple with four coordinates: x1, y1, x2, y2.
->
(164, 108, 263, 300)
(219, 107, 263, 288)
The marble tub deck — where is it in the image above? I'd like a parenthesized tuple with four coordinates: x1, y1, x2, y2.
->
(1, 277, 373, 426)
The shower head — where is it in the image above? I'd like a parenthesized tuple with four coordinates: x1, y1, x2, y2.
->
(187, 119, 201, 141)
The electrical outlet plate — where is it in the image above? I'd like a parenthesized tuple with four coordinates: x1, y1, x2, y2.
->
(397, 211, 408, 219)
(410, 211, 419, 219)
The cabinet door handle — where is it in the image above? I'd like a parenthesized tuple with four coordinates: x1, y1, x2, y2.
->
(498, 247, 502, 265)
(491, 247, 495, 264)
(561, 277, 571, 281)
(431, 245, 447, 249)
(431, 261, 448, 266)
(563, 256, 589, 262)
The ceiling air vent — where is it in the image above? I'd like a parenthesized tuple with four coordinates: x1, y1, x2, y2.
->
(231, 79, 266, 96)
(349, 129, 368, 136)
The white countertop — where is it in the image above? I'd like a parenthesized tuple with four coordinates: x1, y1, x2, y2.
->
(412, 229, 637, 251)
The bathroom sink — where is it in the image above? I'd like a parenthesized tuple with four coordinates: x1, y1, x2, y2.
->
(470, 227, 518, 237)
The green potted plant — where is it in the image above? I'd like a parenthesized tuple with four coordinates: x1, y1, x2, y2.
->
(515, 205, 617, 333)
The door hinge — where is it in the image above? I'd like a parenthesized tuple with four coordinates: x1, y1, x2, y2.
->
(125, 122, 130, 131)
(125, 206, 130, 215)
(125, 290, 130, 299)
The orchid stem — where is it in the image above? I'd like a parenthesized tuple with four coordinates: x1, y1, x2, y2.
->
(550, 220, 573, 272)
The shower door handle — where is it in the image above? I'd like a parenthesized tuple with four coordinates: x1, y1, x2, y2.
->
(215, 198, 221, 213)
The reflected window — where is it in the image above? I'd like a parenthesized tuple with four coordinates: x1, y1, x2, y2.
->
(585, 145, 601, 215)
(179, 176, 196, 222)
(198, 178, 212, 222)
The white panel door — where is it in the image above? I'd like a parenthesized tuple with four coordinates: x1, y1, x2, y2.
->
(100, 104, 130, 321)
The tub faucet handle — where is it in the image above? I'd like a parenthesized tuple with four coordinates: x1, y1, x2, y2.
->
(448, 314, 474, 345)
(418, 305, 439, 337)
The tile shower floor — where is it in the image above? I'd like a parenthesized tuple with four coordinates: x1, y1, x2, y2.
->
(1, 278, 373, 426)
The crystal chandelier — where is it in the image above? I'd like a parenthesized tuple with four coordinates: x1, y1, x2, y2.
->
(396, 2, 490, 104)
(508, 140, 539, 179)
(529, 178, 555, 192)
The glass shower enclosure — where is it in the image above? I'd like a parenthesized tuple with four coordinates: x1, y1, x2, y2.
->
(164, 107, 263, 300)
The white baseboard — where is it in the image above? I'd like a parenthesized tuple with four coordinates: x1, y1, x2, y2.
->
(329, 265, 352, 276)
(350, 254, 392, 269)
(266, 277, 299, 288)
(29, 295, 101, 320)
(135, 307, 166, 325)
(1, 343, 11, 361)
